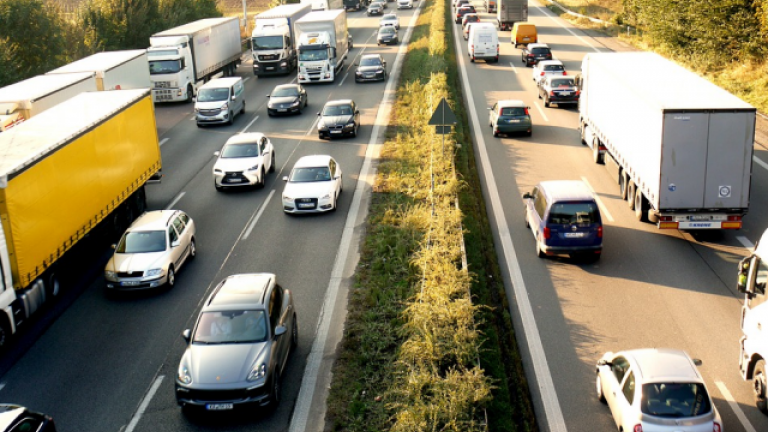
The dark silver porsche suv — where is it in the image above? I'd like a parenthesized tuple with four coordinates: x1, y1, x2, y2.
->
(175, 273, 297, 413)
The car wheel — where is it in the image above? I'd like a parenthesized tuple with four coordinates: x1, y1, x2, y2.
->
(0, 317, 9, 351)
(535, 237, 546, 258)
(259, 167, 266, 188)
(754, 360, 768, 413)
(492, 126, 499, 138)
(544, 98, 550, 108)
(167, 267, 176, 288)
(270, 152, 276, 173)
(526, 130, 532, 137)
(470, 55, 475, 63)
(332, 193, 338, 212)
(267, 110, 274, 117)
(339, 175, 343, 193)
(228, 111, 234, 125)
(215, 182, 223, 191)
(351, 124, 357, 137)
(270, 371, 282, 409)
(525, 211, 530, 228)
(241, 101, 246, 114)
(538, 92, 542, 99)
(291, 313, 298, 348)
(304, 98, 308, 108)
(596, 374, 607, 403)
(189, 239, 196, 259)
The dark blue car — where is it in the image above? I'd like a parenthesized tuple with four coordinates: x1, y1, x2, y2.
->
(523, 180, 603, 261)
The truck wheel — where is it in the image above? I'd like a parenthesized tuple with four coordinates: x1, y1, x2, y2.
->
(592, 138, 603, 164)
(185, 85, 194, 103)
(627, 182, 637, 210)
(46, 272, 61, 299)
(619, 172, 628, 200)
(754, 360, 768, 413)
(580, 122, 587, 145)
(0, 316, 10, 351)
(635, 191, 649, 222)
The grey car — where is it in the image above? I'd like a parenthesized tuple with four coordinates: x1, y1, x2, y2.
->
(176, 273, 297, 413)
(317, 99, 361, 139)
(377, 26, 399, 45)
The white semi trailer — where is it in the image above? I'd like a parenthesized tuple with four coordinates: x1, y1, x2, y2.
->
(47, 49, 150, 91)
(295, 10, 348, 84)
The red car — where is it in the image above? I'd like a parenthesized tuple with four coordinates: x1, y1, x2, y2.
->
(455, 5, 475, 23)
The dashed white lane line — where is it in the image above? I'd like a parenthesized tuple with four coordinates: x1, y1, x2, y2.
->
(124, 375, 164, 432)
(0, 383, 5, 391)
(165, 192, 185, 210)
(242, 189, 275, 240)
(533, 101, 549, 122)
(307, 115, 320, 136)
(580, 177, 614, 222)
(239, 115, 260, 134)
(715, 381, 758, 432)
(338, 72, 350, 86)
(737, 236, 755, 250)
(753, 155, 768, 172)
(509, 61, 517, 74)
(159, 138, 169, 147)
(243, 76, 250, 83)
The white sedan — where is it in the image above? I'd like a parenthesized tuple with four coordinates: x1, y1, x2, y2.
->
(397, 0, 413, 9)
(379, 14, 400, 30)
(212, 132, 275, 190)
(596, 348, 722, 432)
(532, 59, 566, 86)
(282, 155, 343, 214)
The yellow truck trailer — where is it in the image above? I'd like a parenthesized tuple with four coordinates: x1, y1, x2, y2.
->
(0, 89, 161, 347)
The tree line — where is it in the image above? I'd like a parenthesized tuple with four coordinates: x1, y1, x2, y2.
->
(0, 0, 220, 87)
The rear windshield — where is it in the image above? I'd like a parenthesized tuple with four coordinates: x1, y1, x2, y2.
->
(544, 64, 564, 71)
(547, 201, 599, 225)
(641, 383, 712, 418)
(531, 47, 551, 54)
(501, 107, 526, 116)
(551, 78, 575, 87)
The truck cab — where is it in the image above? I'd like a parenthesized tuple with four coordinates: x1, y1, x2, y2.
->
(148, 36, 195, 103)
(252, 23, 295, 76)
(737, 228, 768, 414)
(298, 32, 339, 83)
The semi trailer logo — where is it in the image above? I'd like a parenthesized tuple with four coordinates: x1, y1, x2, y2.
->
(719, 185, 731, 198)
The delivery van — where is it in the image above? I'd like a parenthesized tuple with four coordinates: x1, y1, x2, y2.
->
(511, 22, 537, 47)
(468, 23, 499, 63)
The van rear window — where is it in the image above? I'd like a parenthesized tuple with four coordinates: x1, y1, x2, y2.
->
(548, 202, 599, 225)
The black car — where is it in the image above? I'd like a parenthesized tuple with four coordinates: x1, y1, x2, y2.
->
(539, 76, 580, 108)
(355, 54, 388, 83)
(267, 84, 307, 116)
(522, 43, 552, 67)
(317, 100, 361, 139)
(0, 405, 56, 432)
(377, 26, 399, 45)
(367, 1, 384, 14)
(455, 5, 475, 23)
(175, 273, 297, 413)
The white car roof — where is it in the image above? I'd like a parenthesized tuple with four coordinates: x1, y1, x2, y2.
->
(225, 132, 266, 145)
(625, 348, 703, 383)
(497, 100, 526, 109)
(129, 210, 179, 231)
(200, 77, 241, 89)
(295, 154, 333, 168)
(537, 60, 563, 67)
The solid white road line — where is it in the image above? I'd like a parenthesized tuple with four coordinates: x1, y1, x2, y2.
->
(534, 101, 550, 122)
(242, 190, 275, 240)
(536, 1, 601, 53)
(753, 155, 768, 172)
(159, 138, 169, 147)
(165, 192, 185, 210)
(509, 61, 517, 74)
(581, 177, 614, 222)
(338, 72, 350, 86)
(737, 236, 755, 250)
(307, 115, 320, 136)
(715, 381, 758, 432)
(288, 4, 422, 432)
(239, 115, 260, 134)
(243, 76, 250, 83)
(124, 375, 164, 432)
(452, 12, 568, 432)
(0, 383, 5, 391)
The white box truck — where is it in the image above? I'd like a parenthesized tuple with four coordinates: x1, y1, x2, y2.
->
(251, 3, 311, 76)
(47, 50, 150, 91)
(579, 52, 755, 229)
(736, 229, 768, 414)
(148, 17, 242, 103)
(497, 0, 528, 31)
(0, 72, 97, 132)
(295, 10, 348, 84)
(300, 0, 344, 11)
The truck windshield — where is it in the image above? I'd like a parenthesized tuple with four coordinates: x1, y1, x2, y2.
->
(253, 36, 284, 50)
(197, 88, 230, 102)
(299, 49, 328, 61)
(149, 60, 182, 75)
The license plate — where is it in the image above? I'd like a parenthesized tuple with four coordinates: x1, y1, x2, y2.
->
(331, 130, 342, 134)
(266, 67, 275, 70)
(278, 109, 288, 112)
(227, 178, 243, 183)
(560, 92, 572, 96)
(507, 119, 520, 123)
(523, 37, 530, 41)
(298, 203, 314, 208)
(690, 215, 710, 221)
(564, 232, 585, 238)
(121, 281, 141, 287)
(206, 403, 233, 411)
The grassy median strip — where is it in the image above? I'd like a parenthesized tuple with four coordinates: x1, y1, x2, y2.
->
(324, 0, 537, 431)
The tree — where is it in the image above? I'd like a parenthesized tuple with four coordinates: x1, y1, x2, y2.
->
(79, 0, 162, 52)
(157, 0, 221, 30)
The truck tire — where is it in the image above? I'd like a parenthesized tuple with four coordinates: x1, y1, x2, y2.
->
(635, 190, 649, 222)
(46, 272, 61, 299)
(754, 360, 768, 413)
(0, 315, 10, 351)
(619, 171, 628, 200)
(627, 182, 637, 210)
(185, 85, 194, 103)
(580, 122, 587, 145)
(592, 138, 604, 164)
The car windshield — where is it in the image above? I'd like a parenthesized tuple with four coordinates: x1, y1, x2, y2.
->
(272, 87, 299, 97)
(548, 201, 599, 225)
(197, 88, 230, 102)
(299, 49, 328, 61)
(531, 47, 551, 54)
(221, 143, 260, 158)
(360, 57, 382, 67)
(641, 383, 712, 418)
(290, 166, 332, 182)
(544, 64, 564, 71)
(379, 26, 395, 35)
(323, 104, 353, 116)
(117, 230, 166, 253)
(193, 310, 268, 344)
(501, 107, 527, 116)
(148, 60, 181, 75)
(383, 15, 396, 20)
(253, 35, 283, 50)
(551, 78, 575, 87)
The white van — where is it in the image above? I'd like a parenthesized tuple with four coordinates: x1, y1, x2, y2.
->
(468, 23, 499, 63)
(194, 77, 245, 127)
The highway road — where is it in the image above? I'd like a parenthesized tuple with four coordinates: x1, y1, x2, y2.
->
(0, 4, 421, 432)
(455, 1, 768, 431)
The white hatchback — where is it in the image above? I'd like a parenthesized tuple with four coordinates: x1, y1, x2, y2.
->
(397, 0, 413, 8)
(282, 155, 343, 214)
(596, 348, 722, 432)
(532, 59, 566, 86)
(212, 133, 275, 190)
(379, 14, 400, 29)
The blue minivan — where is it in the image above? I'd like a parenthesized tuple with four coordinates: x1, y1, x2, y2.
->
(522, 180, 603, 260)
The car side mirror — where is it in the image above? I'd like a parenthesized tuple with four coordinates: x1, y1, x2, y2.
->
(171, 240, 180, 248)
(596, 359, 612, 367)
(355, 110, 360, 114)
(182, 329, 191, 342)
(335, 175, 341, 180)
(266, 95, 271, 98)
(111, 244, 117, 249)
(522, 192, 532, 199)
(214, 151, 220, 157)
(282, 176, 289, 181)
(487, 107, 492, 110)
(317, 112, 321, 116)
(231, 95, 237, 101)
(192, 97, 196, 103)
(274, 326, 287, 337)
(692, 358, 703, 366)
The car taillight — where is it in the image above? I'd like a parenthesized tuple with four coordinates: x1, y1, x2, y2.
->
(528, 53, 534, 57)
(728, 215, 742, 221)
(471, 44, 474, 50)
(575, 90, 581, 96)
(597, 225, 603, 238)
(546, 54, 552, 58)
(543, 227, 551, 239)
(713, 422, 721, 432)
(562, 71, 567, 75)
(540, 72, 545, 76)
(550, 91, 555, 96)
(660, 216, 673, 222)
(633, 425, 643, 432)
(524, 107, 529, 115)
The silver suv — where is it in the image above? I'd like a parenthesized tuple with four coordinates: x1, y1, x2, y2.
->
(104, 210, 196, 290)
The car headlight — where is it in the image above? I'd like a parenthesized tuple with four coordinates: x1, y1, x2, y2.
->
(355, 71, 362, 76)
(178, 364, 192, 385)
(247, 164, 260, 171)
(194, 107, 200, 112)
(221, 103, 229, 111)
(346, 122, 356, 128)
(281, 62, 288, 67)
(283, 194, 293, 201)
(321, 193, 331, 200)
(247, 363, 267, 382)
(145, 268, 163, 277)
(318, 121, 325, 129)
(105, 270, 116, 279)
(214, 168, 223, 174)
(291, 100, 300, 107)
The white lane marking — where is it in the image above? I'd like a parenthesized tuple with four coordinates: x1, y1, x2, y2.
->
(533, 101, 550, 122)
(124, 375, 164, 432)
(165, 192, 185, 210)
(537, 3, 601, 53)
(452, 12, 568, 432)
(715, 381, 758, 432)
(307, 115, 320, 136)
(239, 115, 260, 134)
(243, 76, 250, 83)
(338, 72, 350, 86)
(291, 76, 298, 84)
(0, 383, 5, 391)
(159, 138, 169, 147)
(580, 177, 614, 222)
(288, 4, 422, 432)
(737, 236, 754, 250)
(753, 155, 768, 172)
(509, 61, 517, 74)
(242, 189, 275, 240)
(190, 116, 195, 121)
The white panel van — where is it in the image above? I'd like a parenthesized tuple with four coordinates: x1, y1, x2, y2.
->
(468, 23, 499, 63)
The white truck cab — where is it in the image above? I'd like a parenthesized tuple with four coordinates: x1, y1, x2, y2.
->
(148, 36, 196, 102)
